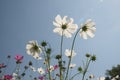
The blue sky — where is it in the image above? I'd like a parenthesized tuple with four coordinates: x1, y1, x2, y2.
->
(0, 0, 120, 80)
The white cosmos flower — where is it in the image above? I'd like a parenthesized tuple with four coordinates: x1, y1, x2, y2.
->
(80, 19, 96, 39)
(111, 75, 120, 80)
(53, 15, 78, 38)
(65, 49, 76, 58)
(30, 66, 36, 72)
(89, 74, 95, 79)
(33, 53, 42, 60)
(69, 63, 76, 68)
(97, 77, 105, 80)
(12, 73, 18, 77)
(115, 75, 119, 79)
(47, 65, 54, 72)
(26, 40, 42, 59)
(37, 67, 45, 75)
(111, 78, 116, 80)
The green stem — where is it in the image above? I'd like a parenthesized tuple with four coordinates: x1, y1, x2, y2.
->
(44, 47, 51, 80)
(70, 72, 80, 80)
(82, 59, 91, 80)
(65, 28, 81, 80)
(47, 55, 51, 80)
(60, 31, 64, 62)
(2, 58, 10, 75)
(59, 31, 64, 80)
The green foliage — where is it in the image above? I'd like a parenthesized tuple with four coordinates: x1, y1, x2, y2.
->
(106, 65, 120, 78)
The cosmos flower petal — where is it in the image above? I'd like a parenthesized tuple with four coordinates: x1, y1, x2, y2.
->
(33, 53, 42, 60)
(26, 44, 33, 49)
(81, 31, 88, 39)
(88, 27, 96, 33)
(86, 30, 95, 38)
(67, 24, 78, 33)
(69, 18, 74, 24)
(62, 16, 67, 24)
(53, 21, 61, 27)
(87, 21, 95, 28)
(53, 28, 61, 33)
(26, 50, 32, 55)
(30, 66, 36, 72)
(38, 67, 45, 75)
(63, 30, 72, 38)
(85, 19, 92, 24)
(69, 63, 76, 68)
(55, 15, 62, 25)
(65, 49, 76, 57)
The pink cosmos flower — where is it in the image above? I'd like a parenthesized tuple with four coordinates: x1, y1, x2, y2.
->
(15, 54, 23, 63)
(0, 63, 6, 69)
(38, 76, 45, 80)
(4, 74, 12, 80)
(54, 65, 59, 70)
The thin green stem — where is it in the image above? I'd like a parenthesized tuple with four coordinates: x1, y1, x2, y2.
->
(65, 28, 81, 80)
(70, 72, 80, 80)
(2, 57, 10, 76)
(47, 55, 51, 80)
(60, 31, 64, 62)
(44, 47, 51, 80)
(59, 31, 64, 80)
(82, 59, 91, 80)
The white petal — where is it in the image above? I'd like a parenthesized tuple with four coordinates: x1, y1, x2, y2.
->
(80, 31, 88, 39)
(26, 44, 33, 49)
(37, 57, 42, 60)
(87, 21, 95, 28)
(67, 24, 78, 33)
(64, 30, 72, 38)
(55, 15, 62, 25)
(69, 18, 74, 24)
(88, 27, 96, 33)
(68, 18, 74, 25)
(26, 50, 32, 55)
(30, 66, 36, 72)
(33, 53, 42, 60)
(62, 16, 67, 24)
(29, 40, 36, 44)
(53, 21, 61, 27)
(65, 49, 76, 57)
(69, 63, 76, 68)
(85, 19, 92, 24)
(53, 28, 61, 33)
(38, 68, 45, 74)
(65, 49, 70, 56)
(86, 30, 95, 38)
(53, 28, 63, 36)
(39, 47, 42, 53)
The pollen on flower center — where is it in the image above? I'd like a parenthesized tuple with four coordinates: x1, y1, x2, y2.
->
(82, 26, 88, 31)
(62, 24, 67, 30)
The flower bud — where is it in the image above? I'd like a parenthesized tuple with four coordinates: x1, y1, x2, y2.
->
(55, 55, 61, 60)
(41, 41, 47, 47)
(78, 66, 82, 72)
(91, 55, 96, 61)
(85, 53, 91, 58)
(29, 61, 32, 66)
(46, 48, 51, 54)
